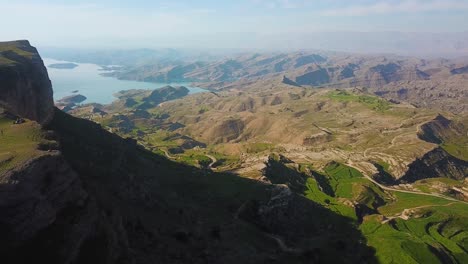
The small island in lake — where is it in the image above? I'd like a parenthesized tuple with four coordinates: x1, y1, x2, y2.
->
(58, 94, 87, 104)
(48, 63, 79, 69)
(55, 94, 87, 112)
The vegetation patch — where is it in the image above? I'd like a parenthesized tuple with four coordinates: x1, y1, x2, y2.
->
(0, 116, 45, 175)
(244, 142, 275, 153)
(442, 142, 468, 161)
(326, 90, 391, 112)
(176, 150, 212, 167)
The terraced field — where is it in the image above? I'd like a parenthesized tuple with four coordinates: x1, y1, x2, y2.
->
(303, 163, 468, 264)
(363, 202, 468, 263)
(257, 155, 465, 263)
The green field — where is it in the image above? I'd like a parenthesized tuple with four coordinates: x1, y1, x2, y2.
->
(303, 162, 390, 220)
(0, 116, 44, 175)
(442, 142, 468, 161)
(295, 161, 468, 264)
(362, 201, 468, 264)
(378, 192, 457, 216)
(326, 90, 391, 112)
(175, 149, 212, 167)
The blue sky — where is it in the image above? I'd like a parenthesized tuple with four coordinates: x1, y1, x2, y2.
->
(1, 0, 467, 49)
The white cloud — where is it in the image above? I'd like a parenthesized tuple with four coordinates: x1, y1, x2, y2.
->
(321, 0, 468, 16)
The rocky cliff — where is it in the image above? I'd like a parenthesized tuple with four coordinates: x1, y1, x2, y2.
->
(0, 153, 125, 264)
(398, 147, 468, 183)
(0, 40, 54, 125)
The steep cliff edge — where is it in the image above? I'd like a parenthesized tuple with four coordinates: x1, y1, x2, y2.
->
(0, 41, 376, 263)
(0, 40, 54, 125)
(417, 114, 464, 144)
(398, 147, 468, 183)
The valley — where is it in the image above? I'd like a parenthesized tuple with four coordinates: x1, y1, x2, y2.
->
(66, 63, 468, 262)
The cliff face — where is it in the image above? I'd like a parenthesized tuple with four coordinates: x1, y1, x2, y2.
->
(0, 40, 54, 125)
(398, 147, 468, 183)
(417, 114, 456, 144)
(0, 154, 127, 263)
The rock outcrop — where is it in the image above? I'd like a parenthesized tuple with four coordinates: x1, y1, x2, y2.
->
(417, 114, 465, 144)
(0, 40, 54, 125)
(281, 76, 301, 87)
(398, 147, 468, 183)
(450, 65, 468, 75)
(0, 153, 127, 264)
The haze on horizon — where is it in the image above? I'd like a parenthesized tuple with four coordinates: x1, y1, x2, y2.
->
(1, 0, 468, 56)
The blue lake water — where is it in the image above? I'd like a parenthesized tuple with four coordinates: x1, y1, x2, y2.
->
(44, 58, 206, 104)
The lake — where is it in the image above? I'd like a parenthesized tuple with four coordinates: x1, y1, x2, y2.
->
(44, 58, 206, 104)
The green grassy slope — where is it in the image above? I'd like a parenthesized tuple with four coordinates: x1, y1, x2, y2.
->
(263, 157, 468, 264)
(0, 115, 45, 175)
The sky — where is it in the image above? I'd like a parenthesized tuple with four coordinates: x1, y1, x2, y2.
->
(1, 0, 468, 50)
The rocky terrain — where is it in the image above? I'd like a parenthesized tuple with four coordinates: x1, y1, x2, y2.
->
(99, 51, 468, 114)
(0, 40, 54, 125)
(72, 74, 467, 187)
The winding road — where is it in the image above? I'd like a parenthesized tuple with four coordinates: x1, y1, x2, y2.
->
(205, 154, 218, 170)
(381, 202, 460, 224)
(345, 160, 468, 205)
(162, 149, 175, 159)
(161, 149, 218, 170)
(353, 118, 468, 204)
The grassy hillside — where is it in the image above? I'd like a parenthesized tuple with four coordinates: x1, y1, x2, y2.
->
(267, 157, 468, 264)
(0, 114, 47, 175)
(0, 41, 34, 65)
(363, 199, 468, 263)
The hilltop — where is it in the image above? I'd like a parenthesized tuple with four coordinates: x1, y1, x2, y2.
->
(0, 40, 54, 124)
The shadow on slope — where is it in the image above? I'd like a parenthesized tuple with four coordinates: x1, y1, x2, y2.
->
(3, 109, 377, 264)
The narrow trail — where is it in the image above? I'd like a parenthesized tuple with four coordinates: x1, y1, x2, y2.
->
(205, 154, 217, 170)
(345, 161, 468, 205)
(381, 202, 459, 223)
(265, 233, 303, 255)
(162, 149, 219, 170)
(364, 119, 431, 159)
(162, 149, 175, 159)
(349, 119, 468, 205)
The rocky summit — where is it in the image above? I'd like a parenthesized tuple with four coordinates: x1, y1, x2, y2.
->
(0, 40, 54, 125)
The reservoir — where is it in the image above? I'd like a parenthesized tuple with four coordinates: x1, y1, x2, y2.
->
(44, 58, 206, 104)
